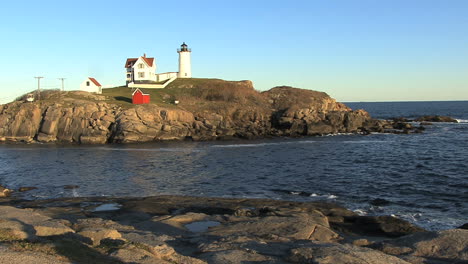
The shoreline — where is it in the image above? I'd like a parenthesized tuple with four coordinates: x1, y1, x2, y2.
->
(0, 124, 422, 145)
(0, 194, 466, 263)
(0, 115, 462, 146)
(1, 175, 464, 232)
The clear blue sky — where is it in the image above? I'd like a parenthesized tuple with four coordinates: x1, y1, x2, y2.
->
(1, 0, 467, 104)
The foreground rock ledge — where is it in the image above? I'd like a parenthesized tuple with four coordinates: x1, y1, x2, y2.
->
(0, 195, 466, 264)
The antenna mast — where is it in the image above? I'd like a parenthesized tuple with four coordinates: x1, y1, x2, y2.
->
(34, 76, 44, 100)
(58, 78, 66, 91)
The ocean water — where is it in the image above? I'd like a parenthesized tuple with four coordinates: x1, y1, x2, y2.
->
(0, 101, 467, 230)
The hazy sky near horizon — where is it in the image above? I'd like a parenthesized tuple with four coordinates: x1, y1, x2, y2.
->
(1, 0, 467, 104)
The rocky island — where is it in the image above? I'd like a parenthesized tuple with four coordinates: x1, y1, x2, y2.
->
(0, 78, 421, 144)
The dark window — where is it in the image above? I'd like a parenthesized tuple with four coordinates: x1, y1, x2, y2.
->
(86, 81, 90, 86)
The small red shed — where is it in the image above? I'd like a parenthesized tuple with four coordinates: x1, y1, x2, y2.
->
(132, 88, 150, 104)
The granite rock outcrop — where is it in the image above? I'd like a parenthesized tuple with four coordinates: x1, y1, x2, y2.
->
(0, 82, 416, 144)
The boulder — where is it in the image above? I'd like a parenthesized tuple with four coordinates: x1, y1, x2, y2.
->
(158, 212, 210, 230)
(371, 229, 468, 263)
(419, 122, 433, 126)
(207, 212, 340, 242)
(74, 218, 134, 232)
(78, 228, 122, 246)
(0, 206, 50, 223)
(146, 243, 206, 264)
(0, 206, 74, 238)
(306, 121, 336, 135)
(37, 133, 57, 142)
(344, 110, 370, 132)
(414, 116, 458, 123)
(288, 243, 411, 264)
(33, 219, 75, 237)
(334, 215, 425, 238)
(0, 220, 37, 240)
(79, 135, 108, 144)
(352, 238, 372, 246)
(393, 122, 413, 130)
(199, 249, 279, 264)
(0, 185, 12, 197)
(6, 104, 43, 139)
(110, 245, 171, 264)
(18, 187, 38, 192)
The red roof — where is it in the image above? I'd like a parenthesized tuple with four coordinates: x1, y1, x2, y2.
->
(125, 58, 138, 68)
(88, 77, 101, 87)
(125, 56, 154, 68)
(132, 88, 149, 96)
(143, 57, 154, 67)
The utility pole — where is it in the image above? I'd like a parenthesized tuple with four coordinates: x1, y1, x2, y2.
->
(34, 76, 44, 100)
(58, 78, 66, 91)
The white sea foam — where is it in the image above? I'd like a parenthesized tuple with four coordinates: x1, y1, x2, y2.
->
(307, 193, 337, 199)
(100, 147, 201, 152)
(455, 119, 468, 123)
(211, 141, 318, 148)
(211, 143, 278, 148)
(341, 140, 389, 144)
(353, 209, 368, 216)
(212, 139, 392, 148)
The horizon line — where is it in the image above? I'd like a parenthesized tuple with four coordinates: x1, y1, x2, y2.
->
(343, 99, 468, 103)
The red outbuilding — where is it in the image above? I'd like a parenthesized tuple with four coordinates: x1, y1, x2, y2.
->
(132, 88, 150, 104)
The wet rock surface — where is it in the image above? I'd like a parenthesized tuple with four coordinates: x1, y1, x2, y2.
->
(414, 115, 459, 123)
(0, 185, 12, 197)
(0, 195, 465, 263)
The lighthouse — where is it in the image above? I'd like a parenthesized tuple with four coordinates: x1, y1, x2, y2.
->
(177, 42, 192, 78)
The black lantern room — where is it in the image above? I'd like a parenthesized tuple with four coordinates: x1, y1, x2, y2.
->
(180, 42, 189, 52)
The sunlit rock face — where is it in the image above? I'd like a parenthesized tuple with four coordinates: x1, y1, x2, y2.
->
(0, 82, 408, 144)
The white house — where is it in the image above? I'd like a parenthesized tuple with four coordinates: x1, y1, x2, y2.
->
(80, 77, 102, 94)
(125, 42, 192, 88)
(125, 54, 157, 84)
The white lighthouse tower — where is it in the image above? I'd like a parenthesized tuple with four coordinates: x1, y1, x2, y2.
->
(177, 42, 192, 78)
